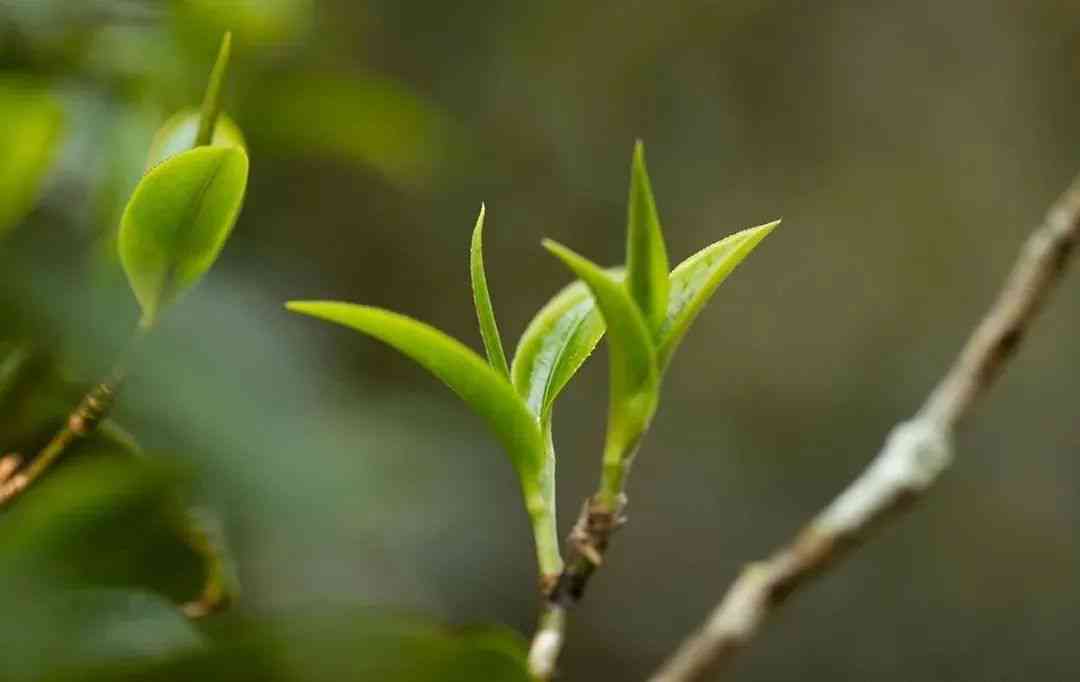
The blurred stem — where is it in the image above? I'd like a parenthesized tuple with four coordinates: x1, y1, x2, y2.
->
(180, 508, 237, 619)
(195, 31, 232, 147)
(0, 324, 149, 506)
(527, 602, 566, 680)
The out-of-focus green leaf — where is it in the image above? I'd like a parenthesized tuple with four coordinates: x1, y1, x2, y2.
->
(285, 301, 562, 577)
(469, 205, 511, 380)
(625, 141, 669, 333)
(246, 72, 450, 188)
(0, 78, 64, 237)
(145, 108, 247, 170)
(542, 241, 658, 500)
(174, 0, 314, 51)
(658, 220, 779, 369)
(195, 32, 232, 147)
(43, 609, 529, 682)
(269, 610, 532, 682)
(511, 280, 605, 421)
(1, 587, 204, 682)
(119, 146, 249, 327)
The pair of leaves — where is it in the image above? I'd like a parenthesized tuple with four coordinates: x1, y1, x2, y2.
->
(288, 210, 567, 577)
(118, 33, 249, 328)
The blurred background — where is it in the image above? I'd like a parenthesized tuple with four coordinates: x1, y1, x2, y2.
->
(2, 1, 1080, 679)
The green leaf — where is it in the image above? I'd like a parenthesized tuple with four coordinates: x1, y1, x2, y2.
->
(0, 79, 63, 237)
(542, 241, 658, 502)
(145, 107, 246, 170)
(285, 301, 562, 577)
(469, 204, 510, 380)
(196, 31, 232, 147)
(511, 280, 605, 421)
(658, 220, 779, 369)
(44, 609, 530, 682)
(625, 141, 670, 333)
(119, 145, 249, 327)
(245, 71, 452, 188)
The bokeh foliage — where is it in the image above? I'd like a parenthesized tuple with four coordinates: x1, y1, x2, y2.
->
(4, 1, 1080, 681)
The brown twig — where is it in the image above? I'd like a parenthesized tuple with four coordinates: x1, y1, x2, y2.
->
(0, 367, 128, 508)
(649, 173, 1080, 682)
(528, 494, 628, 679)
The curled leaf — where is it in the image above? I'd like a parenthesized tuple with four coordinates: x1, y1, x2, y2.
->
(119, 146, 249, 327)
(285, 301, 562, 577)
(625, 141, 669, 333)
(470, 205, 511, 379)
(511, 280, 605, 421)
(658, 220, 778, 369)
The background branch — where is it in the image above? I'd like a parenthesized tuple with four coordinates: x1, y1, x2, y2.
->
(650, 171, 1080, 682)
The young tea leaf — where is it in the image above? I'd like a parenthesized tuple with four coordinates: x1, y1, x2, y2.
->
(542, 241, 658, 498)
(625, 141, 669, 333)
(285, 301, 562, 577)
(145, 108, 246, 170)
(469, 204, 511, 380)
(658, 220, 779, 369)
(119, 146, 249, 328)
(511, 280, 605, 421)
(196, 31, 232, 147)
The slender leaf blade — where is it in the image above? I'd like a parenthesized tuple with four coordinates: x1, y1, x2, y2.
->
(469, 205, 511, 380)
(119, 146, 249, 327)
(658, 220, 779, 369)
(196, 31, 232, 147)
(511, 280, 605, 421)
(285, 301, 562, 575)
(542, 241, 658, 476)
(625, 141, 669, 333)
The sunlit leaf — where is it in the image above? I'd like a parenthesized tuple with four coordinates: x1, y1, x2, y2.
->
(625, 141, 669, 333)
(542, 241, 658, 492)
(469, 205, 510, 379)
(0, 78, 63, 237)
(511, 280, 605, 421)
(285, 301, 562, 576)
(658, 220, 778, 369)
(145, 108, 246, 170)
(119, 146, 249, 327)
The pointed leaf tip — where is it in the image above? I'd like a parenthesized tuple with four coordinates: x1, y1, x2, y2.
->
(658, 219, 778, 368)
(470, 205, 511, 379)
(196, 31, 233, 147)
(626, 141, 669, 334)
